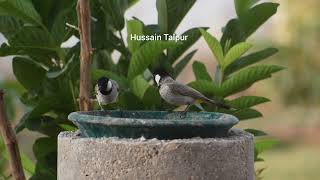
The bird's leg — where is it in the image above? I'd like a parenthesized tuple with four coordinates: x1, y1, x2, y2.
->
(180, 104, 191, 119)
(99, 105, 113, 116)
(184, 104, 191, 113)
(98, 103, 105, 111)
(116, 108, 124, 117)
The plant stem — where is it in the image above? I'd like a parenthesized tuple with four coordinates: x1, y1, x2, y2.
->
(0, 90, 26, 180)
(118, 30, 130, 60)
(69, 78, 78, 111)
(119, 30, 125, 45)
(77, 0, 93, 111)
(119, 31, 126, 52)
(219, 70, 224, 86)
(215, 65, 224, 86)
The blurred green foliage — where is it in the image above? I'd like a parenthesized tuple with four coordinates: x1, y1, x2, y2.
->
(192, 1, 281, 177)
(0, 0, 281, 179)
(271, 0, 320, 106)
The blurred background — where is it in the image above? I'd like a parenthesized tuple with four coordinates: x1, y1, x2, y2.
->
(1, 0, 319, 179)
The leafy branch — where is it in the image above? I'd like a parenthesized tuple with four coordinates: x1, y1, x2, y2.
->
(77, 0, 93, 111)
(0, 90, 25, 180)
(0, 0, 282, 179)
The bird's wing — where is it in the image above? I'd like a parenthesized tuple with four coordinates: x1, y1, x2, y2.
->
(168, 83, 206, 100)
(167, 82, 231, 109)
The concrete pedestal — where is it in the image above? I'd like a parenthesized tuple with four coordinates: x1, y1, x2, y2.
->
(58, 129, 254, 180)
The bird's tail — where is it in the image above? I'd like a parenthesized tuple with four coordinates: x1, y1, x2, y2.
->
(202, 98, 231, 110)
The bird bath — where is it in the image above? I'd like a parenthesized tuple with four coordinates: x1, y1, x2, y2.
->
(58, 111, 254, 180)
(68, 110, 239, 139)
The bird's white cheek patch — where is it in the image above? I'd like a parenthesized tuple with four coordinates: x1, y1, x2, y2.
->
(155, 74, 161, 85)
(107, 81, 112, 91)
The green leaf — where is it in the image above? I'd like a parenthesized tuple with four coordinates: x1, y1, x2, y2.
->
(232, 108, 262, 120)
(130, 75, 150, 99)
(99, 0, 128, 30)
(142, 86, 161, 108)
(91, 3, 122, 51)
(168, 27, 206, 63)
(245, 129, 267, 136)
(2, 27, 60, 65)
(127, 40, 176, 80)
(221, 65, 284, 97)
(0, 147, 35, 176)
(220, 19, 244, 50)
(0, 81, 24, 120)
(92, 69, 128, 89)
(0, 0, 43, 26)
(127, 19, 144, 53)
(46, 55, 77, 78)
(12, 57, 46, 91)
(156, 0, 196, 34)
(58, 124, 76, 131)
(199, 28, 224, 64)
(192, 61, 212, 81)
(21, 153, 35, 175)
(32, 137, 57, 179)
(221, 3, 279, 49)
(254, 139, 278, 161)
(229, 96, 270, 109)
(14, 113, 28, 133)
(128, 0, 139, 8)
(31, 0, 75, 28)
(225, 47, 278, 75)
(30, 164, 56, 180)
(51, 9, 77, 43)
(173, 50, 197, 78)
(118, 91, 144, 110)
(144, 24, 161, 36)
(9, 26, 57, 50)
(92, 50, 117, 71)
(223, 42, 252, 69)
(189, 80, 221, 98)
(255, 139, 278, 154)
(25, 116, 63, 137)
(33, 137, 57, 161)
(156, 53, 175, 76)
(0, 16, 23, 39)
(234, 0, 252, 17)
(242, 3, 279, 38)
(15, 95, 62, 133)
(142, 69, 153, 81)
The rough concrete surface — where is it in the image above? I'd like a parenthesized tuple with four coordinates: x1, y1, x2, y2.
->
(58, 129, 254, 180)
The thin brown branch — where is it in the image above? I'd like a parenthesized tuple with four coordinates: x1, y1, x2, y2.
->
(0, 90, 25, 180)
(77, 0, 93, 111)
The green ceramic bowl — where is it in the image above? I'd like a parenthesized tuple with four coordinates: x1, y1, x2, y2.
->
(68, 111, 239, 139)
